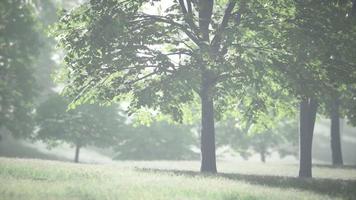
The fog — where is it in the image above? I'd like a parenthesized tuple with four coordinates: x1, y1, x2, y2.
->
(1, 117, 355, 165)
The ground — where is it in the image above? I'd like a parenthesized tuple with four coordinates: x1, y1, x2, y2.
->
(0, 157, 355, 200)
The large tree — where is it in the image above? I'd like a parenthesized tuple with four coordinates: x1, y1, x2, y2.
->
(54, 0, 294, 173)
(320, 0, 356, 167)
(0, 0, 40, 138)
(273, 0, 356, 177)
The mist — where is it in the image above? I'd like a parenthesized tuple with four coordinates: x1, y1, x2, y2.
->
(1, 0, 356, 200)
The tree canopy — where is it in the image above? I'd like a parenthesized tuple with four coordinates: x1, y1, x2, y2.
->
(0, 0, 40, 137)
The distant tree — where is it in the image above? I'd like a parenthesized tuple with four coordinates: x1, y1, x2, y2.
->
(248, 130, 282, 163)
(0, 0, 40, 137)
(32, 0, 59, 100)
(217, 117, 298, 163)
(247, 122, 299, 163)
(114, 120, 198, 160)
(35, 95, 124, 163)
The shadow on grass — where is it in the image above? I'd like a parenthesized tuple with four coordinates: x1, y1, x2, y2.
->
(313, 164, 356, 169)
(137, 168, 356, 200)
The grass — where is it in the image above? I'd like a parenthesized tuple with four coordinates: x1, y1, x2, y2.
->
(0, 158, 355, 200)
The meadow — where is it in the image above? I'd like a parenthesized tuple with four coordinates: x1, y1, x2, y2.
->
(0, 157, 355, 200)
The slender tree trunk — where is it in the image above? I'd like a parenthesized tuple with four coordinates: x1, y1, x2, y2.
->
(299, 98, 317, 178)
(200, 77, 217, 173)
(260, 151, 266, 163)
(330, 97, 343, 166)
(74, 144, 80, 163)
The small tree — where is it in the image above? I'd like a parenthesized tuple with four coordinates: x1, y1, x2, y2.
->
(35, 95, 124, 163)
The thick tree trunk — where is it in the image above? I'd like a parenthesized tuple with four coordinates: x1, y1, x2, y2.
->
(198, 0, 213, 41)
(74, 144, 80, 163)
(330, 97, 343, 166)
(299, 98, 317, 178)
(200, 79, 217, 173)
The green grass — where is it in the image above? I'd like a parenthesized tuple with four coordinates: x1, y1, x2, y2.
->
(0, 158, 355, 200)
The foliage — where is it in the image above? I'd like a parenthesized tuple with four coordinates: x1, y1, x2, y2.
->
(271, 0, 356, 100)
(32, 0, 60, 100)
(0, 0, 40, 137)
(216, 116, 298, 162)
(114, 120, 198, 160)
(52, 0, 297, 121)
(35, 94, 124, 149)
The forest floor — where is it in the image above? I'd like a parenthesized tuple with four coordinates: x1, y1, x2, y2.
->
(0, 157, 356, 200)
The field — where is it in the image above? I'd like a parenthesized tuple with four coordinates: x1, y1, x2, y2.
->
(0, 157, 356, 200)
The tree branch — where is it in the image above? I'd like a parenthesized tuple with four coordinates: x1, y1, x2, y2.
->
(198, 0, 214, 41)
(125, 71, 158, 85)
(178, 0, 200, 37)
(178, 0, 188, 14)
(211, 1, 236, 54)
(137, 14, 203, 48)
(187, 0, 193, 16)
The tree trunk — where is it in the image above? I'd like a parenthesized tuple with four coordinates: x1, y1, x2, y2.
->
(299, 98, 317, 178)
(200, 79, 217, 173)
(74, 144, 80, 163)
(260, 151, 266, 163)
(330, 97, 343, 166)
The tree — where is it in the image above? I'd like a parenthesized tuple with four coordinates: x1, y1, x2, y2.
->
(326, 0, 356, 166)
(53, 0, 295, 173)
(114, 120, 198, 160)
(217, 116, 298, 163)
(35, 94, 123, 163)
(313, 0, 356, 171)
(330, 95, 343, 165)
(319, 91, 345, 166)
(270, 0, 356, 177)
(0, 0, 40, 138)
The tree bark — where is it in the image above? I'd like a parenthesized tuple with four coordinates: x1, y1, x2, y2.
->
(260, 151, 266, 163)
(330, 97, 343, 166)
(299, 98, 317, 178)
(198, 0, 213, 41)
(74, 144, 80, 163)
(200, 77, 217, 173)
